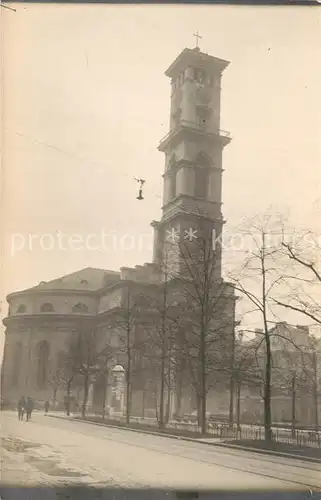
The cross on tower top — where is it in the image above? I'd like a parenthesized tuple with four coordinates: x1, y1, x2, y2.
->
(193, 30, 202, 49)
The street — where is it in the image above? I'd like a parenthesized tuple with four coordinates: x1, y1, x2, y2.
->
(1, 410, 321, 498)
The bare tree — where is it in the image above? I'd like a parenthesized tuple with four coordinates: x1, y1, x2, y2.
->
(140, 296, 177, 427)
(46, 347, 78, 413)
(162, 218, 236, 434)
(95, 349, 114, 420)
(274, 238, 321, 325)
(228, 214, 288, 441)
(273, 237, 320, 429)
(297, 337, 320, 430)
(121, 283, 134, 424)
(136, 251, 181, 428)
(270, 345, 302, 436)
(72, 320, 109, 418)
(114, 282, 142, 424)
(57, 344, 81, 416)
(231, 331, 262, 429)
(47, 368, 61, 407)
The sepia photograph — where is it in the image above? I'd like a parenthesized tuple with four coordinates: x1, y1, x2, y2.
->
(0, 3, 321, 499)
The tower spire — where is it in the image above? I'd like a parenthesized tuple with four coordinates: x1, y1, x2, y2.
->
(156, 45, 231, 279)
(193, 30, 202, 50)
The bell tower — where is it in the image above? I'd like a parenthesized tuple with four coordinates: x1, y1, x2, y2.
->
(152, 42, 231, 279)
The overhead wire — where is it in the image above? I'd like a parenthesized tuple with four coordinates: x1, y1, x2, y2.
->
(6, 128, 163, 199)
(7, 128, 207, 221)
(7, 129, 255, 262)
(6, 128, 259, 258)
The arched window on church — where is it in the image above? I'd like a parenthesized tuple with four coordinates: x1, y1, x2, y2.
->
(57, 350, 66, 371)
(16, 304, 26, 314)
(36, 341, 50, 389)
(12, 342, 22, 386)
(72, 303, 89, 313)
(40, 302, 54, 313)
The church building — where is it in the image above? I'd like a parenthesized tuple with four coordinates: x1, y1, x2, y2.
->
(2, 43, 236, 419)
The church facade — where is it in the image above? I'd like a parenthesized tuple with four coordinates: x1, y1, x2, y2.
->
(2, 45, 236, 418)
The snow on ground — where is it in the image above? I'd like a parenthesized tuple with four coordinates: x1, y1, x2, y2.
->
(1, 411, 320, 492)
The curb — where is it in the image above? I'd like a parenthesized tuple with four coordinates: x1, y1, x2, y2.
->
(46, 414, 321, 464)
(208, 441, 321, 464)
(47, 413, 207, 442)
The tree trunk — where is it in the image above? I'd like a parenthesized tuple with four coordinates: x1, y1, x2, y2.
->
(229, 373, 235, 428)
(196, 389, 202, 429)
(141, 389, 146, 419)
(165, 364, 171, 424)
(81, 374, 89, 419)
(102, 373, 107, 420)
(52, 385, 58, 407)
(291, 372, 296, 439)
(176, 376, 182, 418)
(158, 272, 169, 430)
(125, 283, 132, 425)
(262, 244, 273, 443)
(155, 388, 159, 421)
(236, 380, 241, 430)
(229, 317, 236, 428)
(200, 327, 207, 435)
(312, 351, 319, 431)
(158, 350, 166, 429)
(263, 340, 273, 441)
(165, 390, 171, 424)
(125, 370, 131, 424)
(66, 378, 73, 416)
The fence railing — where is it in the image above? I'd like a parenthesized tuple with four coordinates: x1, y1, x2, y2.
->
(84, 411, 320, 449)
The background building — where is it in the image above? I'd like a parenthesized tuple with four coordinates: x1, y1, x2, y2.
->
(234, 323, 321, 427)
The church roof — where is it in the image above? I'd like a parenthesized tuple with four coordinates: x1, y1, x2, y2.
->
(7, 267, 121, 298)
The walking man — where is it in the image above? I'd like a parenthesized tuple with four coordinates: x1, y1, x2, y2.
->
(25, 396, 34, 422)
(18, 396, 25, 421)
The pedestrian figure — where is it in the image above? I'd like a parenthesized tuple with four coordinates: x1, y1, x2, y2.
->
(25, 396, 34, 421)
(44, 400, 49, 414)
(18, 396, 25, 421)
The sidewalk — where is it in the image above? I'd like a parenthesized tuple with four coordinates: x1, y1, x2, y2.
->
(47, 413, 321, 464)
(0, 432, 88, 499)
(1, 436, 47, 486)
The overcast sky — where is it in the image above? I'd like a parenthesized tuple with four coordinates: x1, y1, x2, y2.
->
(1, 4, 321, 354)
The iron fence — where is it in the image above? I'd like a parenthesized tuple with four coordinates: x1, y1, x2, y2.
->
(205, 422, 321, 448)
(78, 411, 321, 448)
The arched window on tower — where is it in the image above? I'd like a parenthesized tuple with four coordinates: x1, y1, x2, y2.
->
(12, 342, 22, 386)
(196, 152, 212, 168)
(16, 304, 26, 314)
(194, 168, 209, 199)
(36, 341, 50, 389)
(170, 171, 177, 200)
(194, 153, 210, 199)
(194, 68, 206, 85)
(72, 303, 89, 313)
(40, 302, 54, 313)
